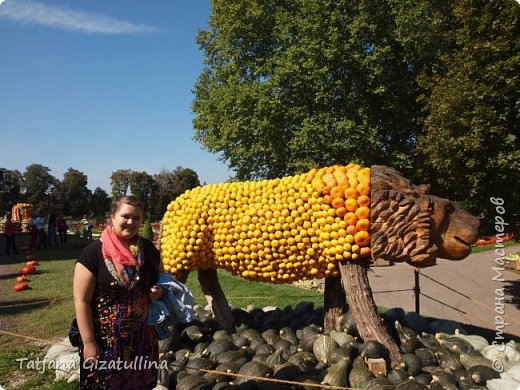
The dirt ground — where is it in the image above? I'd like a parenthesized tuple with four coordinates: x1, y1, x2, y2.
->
(367, 244, 520, 337)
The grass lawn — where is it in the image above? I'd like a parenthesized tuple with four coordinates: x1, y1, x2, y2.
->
(0, 234, 323, 389)
(0, 235, 518, 389)
(471, 240, 518, 253)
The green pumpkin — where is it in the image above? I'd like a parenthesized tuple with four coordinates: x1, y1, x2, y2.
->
(349, 356, 374, 389)
(466, 364, 500, 385)
(361, 340, 388, 359)
(313, 334, 338, 364)
(176, 374, 216, 390)
(322, 357, 351, 387)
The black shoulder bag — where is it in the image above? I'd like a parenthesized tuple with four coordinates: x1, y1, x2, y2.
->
(68, 317, 82, 347)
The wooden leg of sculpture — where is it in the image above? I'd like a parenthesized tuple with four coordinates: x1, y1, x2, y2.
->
(323, 276, 348, 331)
(339, 261, 402, 368)
(197, 269, 235, 334)
(175, 270, 190, 284)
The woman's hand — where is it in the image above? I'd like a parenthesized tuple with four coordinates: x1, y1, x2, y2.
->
(149, 285, 164, 301)
(82, 341, 100, 366)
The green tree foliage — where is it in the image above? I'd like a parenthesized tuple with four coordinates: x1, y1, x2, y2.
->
(110, 169, 132, 199)
(0, 168, 22, 215)
(129, 171, 157, 215)
(172, 166, 201, 197)
(417, 0, 520, 231)
(90, 187, 112, 219)
(60, 168, 92, 217)
(23, 164, 58, 214)
(153, 169, 178, 219)
(193, 0, 519, 233)
(153, 167, 201, 218)
(192, 0, 455, 180)
(142, 219, 154, 240)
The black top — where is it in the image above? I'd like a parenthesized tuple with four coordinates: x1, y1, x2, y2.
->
(78, 238, 160, 294)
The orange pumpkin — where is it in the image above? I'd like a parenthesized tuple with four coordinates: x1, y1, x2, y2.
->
(14, 283, 28, 292)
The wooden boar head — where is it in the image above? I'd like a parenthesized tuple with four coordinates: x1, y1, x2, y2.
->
(369, 165, 480, 267)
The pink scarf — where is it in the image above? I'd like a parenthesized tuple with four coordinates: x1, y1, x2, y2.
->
(100, 226, 139, 275)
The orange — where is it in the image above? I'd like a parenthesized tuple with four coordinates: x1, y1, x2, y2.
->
(354, 230, 370, 246)
(323, 194, 333, 205)
(322, 173, 337, 188)
(347, 166, 359, 177)
(331, 197, 345, 209)
(356, 218, 370, 232)
(333, 171, 347, 187)
(329, 185, 344, 199)
(360, 247, 371, 258)
(311, 177, 324, 192)
(357, 194, 370, 207)
(346, 225, 358, 235)
(355, 206, 370, 219)
(357, 167, 371, 179)
(335, 207, 347, 218)
(305, 168, 317, 183)
(345, 198, 359, 212)
(344, 212, 358, 226)
(344, 187, 359, 199)
(356, 182, 370, 196)
(326, 166, 336, 174)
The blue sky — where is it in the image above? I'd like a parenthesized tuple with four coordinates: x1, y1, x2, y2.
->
(0, 0, 233, 193)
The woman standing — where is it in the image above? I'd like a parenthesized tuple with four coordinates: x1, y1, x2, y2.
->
(73, 196, 164, 389)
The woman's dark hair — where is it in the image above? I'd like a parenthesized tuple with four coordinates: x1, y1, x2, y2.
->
(111, 196, 145, 216)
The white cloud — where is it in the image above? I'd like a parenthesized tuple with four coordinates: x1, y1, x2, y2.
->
(0, 0, 161, 34)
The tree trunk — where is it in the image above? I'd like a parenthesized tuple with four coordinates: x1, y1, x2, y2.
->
(339, 261, 402, 368)
(198, 269, 235, 333)
(323, 276, 348, 331)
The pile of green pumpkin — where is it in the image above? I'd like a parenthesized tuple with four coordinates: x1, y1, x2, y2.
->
(157, 303, 520, 390)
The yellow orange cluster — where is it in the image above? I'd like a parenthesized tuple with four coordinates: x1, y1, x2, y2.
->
(160, 164, 371, 283)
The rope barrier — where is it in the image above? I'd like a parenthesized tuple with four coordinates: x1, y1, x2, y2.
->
(372, 288, 413, 294)
(419, 273, 472, 300)
(0, 297, 69, 309)
(0, 329, 54, 344)
(419, 272, 520, 327)
(198, 367, 361, 389)
(419, 293, 466, 314)
(0, 329, 364, 390)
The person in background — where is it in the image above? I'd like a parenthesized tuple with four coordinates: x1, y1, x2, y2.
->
(4, 214, 18, 255)
(81, 215, 93, 241)
(57, 218, 68, 244)
(34, 213, 46, 250)
(47, 212, 58, 246)
(73, 196, 163, 389)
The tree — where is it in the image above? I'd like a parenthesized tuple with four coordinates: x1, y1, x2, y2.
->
(172, 166, 201, 198)
(192, 0, 453, 180)
(129, 171, 157, 216)
(90, 187, 112, 220)
(23, 164, 58, 214)
(152, 167, 201, 219)
(417, 0, 520, 232)
(153, 169, 178, 219)
(60, 168, 91, 217)
(110, 169, 132, 199)
(0, 168, 23, 215)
